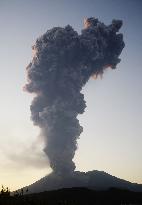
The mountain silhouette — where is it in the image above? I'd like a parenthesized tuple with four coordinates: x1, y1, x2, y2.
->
(21, 170, 142, 193)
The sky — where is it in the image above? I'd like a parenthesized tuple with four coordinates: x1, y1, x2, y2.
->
(0, 0, 142, 191)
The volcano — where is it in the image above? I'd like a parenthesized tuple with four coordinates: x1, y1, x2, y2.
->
(22, 171, 142, 194)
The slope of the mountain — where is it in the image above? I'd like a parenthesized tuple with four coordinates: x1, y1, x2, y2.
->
(21, 170, 142, 194)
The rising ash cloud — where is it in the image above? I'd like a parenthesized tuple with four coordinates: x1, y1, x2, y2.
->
(24, 17, 125, 175)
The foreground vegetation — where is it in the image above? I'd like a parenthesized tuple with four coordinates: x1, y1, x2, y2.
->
(0, 186, 142, 204)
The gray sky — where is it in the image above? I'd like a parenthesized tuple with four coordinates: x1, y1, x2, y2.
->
(0, 0, 142, 190)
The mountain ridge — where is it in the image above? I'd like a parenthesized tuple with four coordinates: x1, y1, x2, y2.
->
(20, 170, 142, 193)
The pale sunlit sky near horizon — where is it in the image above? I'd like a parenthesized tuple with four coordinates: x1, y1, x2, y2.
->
(0, 0, 142, 191)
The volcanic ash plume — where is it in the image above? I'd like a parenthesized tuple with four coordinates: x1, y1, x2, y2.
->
(25, 17, 125, 175)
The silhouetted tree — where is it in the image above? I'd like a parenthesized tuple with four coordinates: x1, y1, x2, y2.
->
(0, 185, 10, 197)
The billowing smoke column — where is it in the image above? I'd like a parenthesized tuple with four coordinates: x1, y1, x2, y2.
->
(25, 17, 125, 175)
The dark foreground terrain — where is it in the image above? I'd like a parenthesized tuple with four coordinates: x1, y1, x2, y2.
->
(1, 187, 142, 205)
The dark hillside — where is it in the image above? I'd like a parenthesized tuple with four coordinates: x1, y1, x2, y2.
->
(1, 187, 142, 205)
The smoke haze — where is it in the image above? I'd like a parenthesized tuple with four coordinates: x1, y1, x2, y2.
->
(25, 17, 124, 175)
